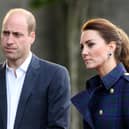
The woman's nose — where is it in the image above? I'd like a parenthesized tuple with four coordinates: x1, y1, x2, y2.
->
(81, 46, 89, 56)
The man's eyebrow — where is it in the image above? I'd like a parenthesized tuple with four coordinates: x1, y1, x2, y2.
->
(2, 30, 23, 35)
(2, 30, 10, 33)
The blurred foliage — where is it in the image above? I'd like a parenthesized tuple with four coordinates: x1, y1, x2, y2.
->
(29, 0, 63, 8)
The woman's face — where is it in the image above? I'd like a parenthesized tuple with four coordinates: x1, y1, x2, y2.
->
(80, 30, 112, 70)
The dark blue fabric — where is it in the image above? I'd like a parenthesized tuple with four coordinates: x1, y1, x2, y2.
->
(0, 55, 71, 129)
(72, 63, 129, 129)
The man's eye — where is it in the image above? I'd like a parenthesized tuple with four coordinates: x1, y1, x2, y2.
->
(3, 31, 10, 36)
(13, 32, 23, 38)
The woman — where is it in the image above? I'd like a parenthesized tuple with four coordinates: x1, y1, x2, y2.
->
(71, 18, 129, 129)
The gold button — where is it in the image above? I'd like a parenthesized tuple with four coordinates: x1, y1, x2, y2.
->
(110, 88, 114, 94)
(99, 109, 103, 115)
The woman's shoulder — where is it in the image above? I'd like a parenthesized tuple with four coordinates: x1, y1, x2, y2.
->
(119, 72, 129, 89)
(122, 72, 129, 81)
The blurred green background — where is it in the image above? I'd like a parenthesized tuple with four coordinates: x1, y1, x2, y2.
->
(0, 0, 129, 129)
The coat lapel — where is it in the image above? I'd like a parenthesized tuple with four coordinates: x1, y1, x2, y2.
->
(0, 64, 7, 129)
(14, 55, 40, 129)
(71, 91, 94, 129)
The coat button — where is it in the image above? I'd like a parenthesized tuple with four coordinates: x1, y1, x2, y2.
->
(99, 109, 103, 115)
(110, 88, 114, 94)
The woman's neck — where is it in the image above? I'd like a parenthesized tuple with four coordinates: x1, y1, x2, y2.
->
(97, 60, 117, 77)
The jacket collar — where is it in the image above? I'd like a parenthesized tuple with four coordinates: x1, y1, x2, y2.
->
(101, 63, 126, 89)
(86, 63, 127, 90)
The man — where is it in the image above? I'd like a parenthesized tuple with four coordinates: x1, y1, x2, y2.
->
(0, 8, 71, 129)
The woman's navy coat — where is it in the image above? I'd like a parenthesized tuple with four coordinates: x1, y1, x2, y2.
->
(72, 63, 129, 129)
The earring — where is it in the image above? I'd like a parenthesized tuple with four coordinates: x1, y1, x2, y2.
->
(108, 52, 112, 57)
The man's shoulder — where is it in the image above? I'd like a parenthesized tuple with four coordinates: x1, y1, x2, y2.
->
(33, 55, 69, 72)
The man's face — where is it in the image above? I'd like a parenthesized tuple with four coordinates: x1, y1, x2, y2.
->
(1, 13, 35, 64)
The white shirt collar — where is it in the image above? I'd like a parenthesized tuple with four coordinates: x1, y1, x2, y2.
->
(20, 52, 32, 72)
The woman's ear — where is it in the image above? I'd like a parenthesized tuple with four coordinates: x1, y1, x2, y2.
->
(108, 41, 116, 52)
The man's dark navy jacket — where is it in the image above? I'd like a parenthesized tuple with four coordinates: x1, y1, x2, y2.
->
(0, 55, 71, 129)
(72, 63, 129, 129)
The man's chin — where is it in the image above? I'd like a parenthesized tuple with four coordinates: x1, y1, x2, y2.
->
(6, 55, 17, 61)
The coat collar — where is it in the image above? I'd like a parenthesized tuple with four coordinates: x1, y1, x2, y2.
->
(101, 63, 127, 89)
(86, 63, 127, 90)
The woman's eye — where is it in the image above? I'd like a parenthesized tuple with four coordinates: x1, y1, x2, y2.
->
(88, 42, 95, 48)
(80, 44, 84, 50)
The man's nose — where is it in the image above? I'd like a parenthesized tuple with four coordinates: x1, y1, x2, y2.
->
(7, 34, 14, 45)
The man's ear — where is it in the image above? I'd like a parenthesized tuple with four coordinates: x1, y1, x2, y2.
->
(30, 31, 35, 45)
